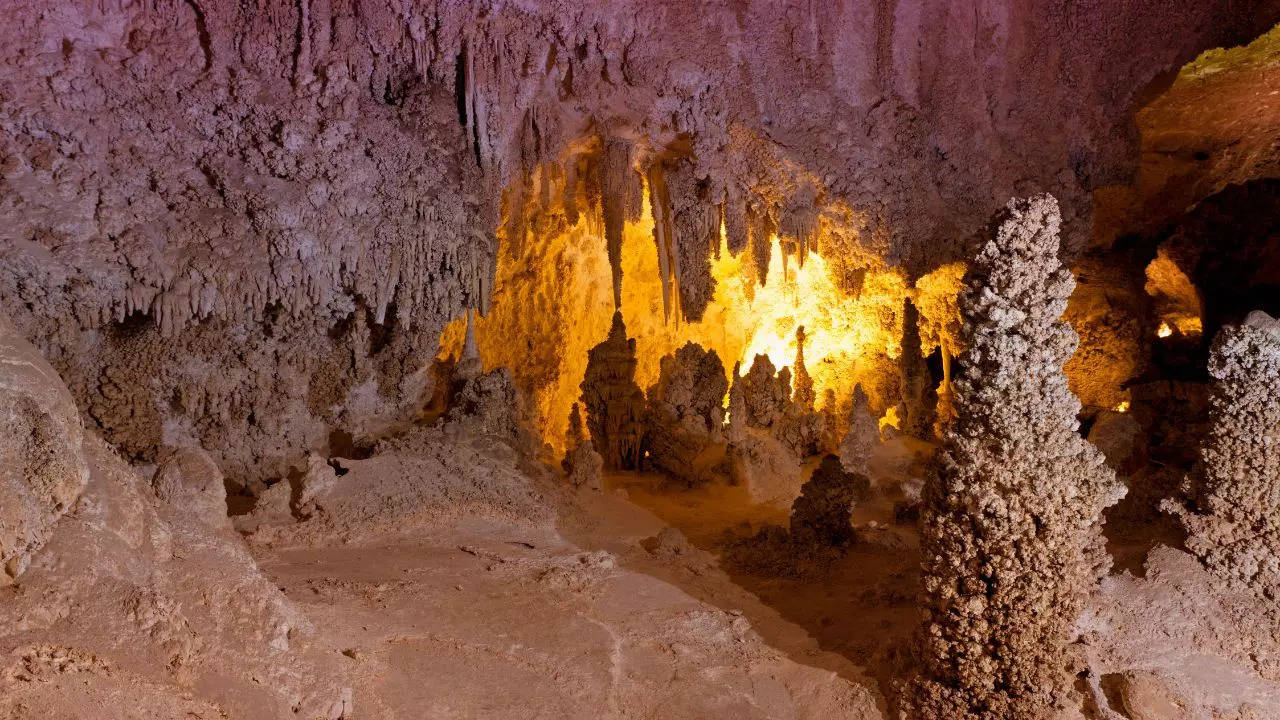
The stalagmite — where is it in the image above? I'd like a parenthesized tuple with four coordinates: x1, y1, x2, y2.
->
(726, 361, 747, 445)
(906, 195, 1125, 719)
(562, 402, 604, 491)
(726, 354, 821, 504)
(1166, 311, 1280, 599)
(792, 326, 816, 412)
(645, 343, 728, 485)
(790, 455, 871, 547)
(580, 312, 647, 470)
(839, 386, 878, 477)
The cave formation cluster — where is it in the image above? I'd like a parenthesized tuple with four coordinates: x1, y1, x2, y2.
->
(4, 1, 1280, 719)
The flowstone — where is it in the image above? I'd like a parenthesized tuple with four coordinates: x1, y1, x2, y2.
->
(0, 314, 89, 581)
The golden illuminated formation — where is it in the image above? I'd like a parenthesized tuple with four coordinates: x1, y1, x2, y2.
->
(439, 173, 910, 450)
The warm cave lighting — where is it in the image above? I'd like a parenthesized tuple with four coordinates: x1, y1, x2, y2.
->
(1157, 321, 1173, 338)
(1114, 400, 1130, 413)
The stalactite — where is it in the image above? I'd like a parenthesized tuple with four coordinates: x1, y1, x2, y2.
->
(748, 204, 773, 287)
(646, 162, 678, 322)
(600, 137, 632, 309)
(724, 187, 748, 257)
(562, 153, 580, 225)
(456, 308, 482, 382)
(666, 159, 718, 322)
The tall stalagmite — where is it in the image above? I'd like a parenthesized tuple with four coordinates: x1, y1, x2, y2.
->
(907, 195, 1125, 718)
(1167, 311, 1280, 600)
(645, 343, 728, 484)
(580, 312, 647, 470)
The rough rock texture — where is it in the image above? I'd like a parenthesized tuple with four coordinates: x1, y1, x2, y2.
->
(562, 404, 604, 491)
(150, 446, 229, 528)
(3, 0, 1274, 483)
(580, 312, 646, 470)
(839, 386, 880, 477)
(0, 315, 89, 581)
(645, 342, 728, 485)
(0, 332, 350, 720)
(908, 195, 1125, 718)
(1168, 311, 1280, 600)
(789, 455, 872, 547)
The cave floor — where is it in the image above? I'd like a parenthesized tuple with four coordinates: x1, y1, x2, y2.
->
(245, 434, 1280, 719)
(251, 468, 889, 719)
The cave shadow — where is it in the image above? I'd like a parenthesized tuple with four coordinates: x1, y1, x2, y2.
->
(557, 466, 920, 712)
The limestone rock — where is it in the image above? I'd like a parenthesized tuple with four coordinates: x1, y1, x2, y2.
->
(151, 446, 229, 528)
(789, 455, 871, 546)
(645, 342, 728, 485)
(907, 195, 1125, 718)
(0, 314, 90, 582)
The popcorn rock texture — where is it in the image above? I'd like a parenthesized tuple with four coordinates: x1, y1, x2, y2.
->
(1169, 311, 1280, 600)
(790, 455, 871, 546)
(645, 342, 728, 485)
(908, 195, 1125, 719)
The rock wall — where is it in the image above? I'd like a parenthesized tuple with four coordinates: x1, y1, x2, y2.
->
(0, 317, 350, 719)
(0, 314, 89, 581)
(2, 0, 1275, 481)
(907, 195, 1125, 718)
